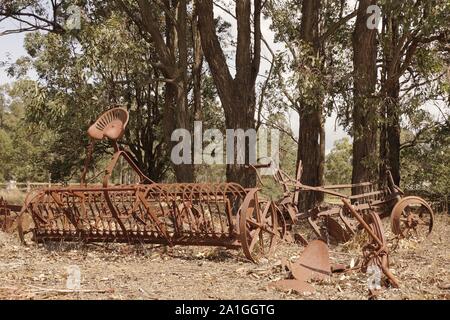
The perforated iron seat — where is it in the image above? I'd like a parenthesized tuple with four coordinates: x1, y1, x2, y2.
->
(87, 107, 129, 141)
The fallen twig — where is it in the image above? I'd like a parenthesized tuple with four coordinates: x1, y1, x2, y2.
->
(27, 285, 114, 294)
(1, 285, 114, 295)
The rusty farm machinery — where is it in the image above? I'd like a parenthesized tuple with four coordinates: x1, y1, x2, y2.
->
(0, 106, 436, 292)
(268, 163, 434, 245)
(8, 107, 286, 263)
(248, 162, 434, 290)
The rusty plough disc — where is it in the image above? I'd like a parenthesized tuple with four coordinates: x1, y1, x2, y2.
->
(18, 107, 284, 263)
(391, 196, 434, 239)
(269, 240, 331, 294)
(290, 240, 331, 282)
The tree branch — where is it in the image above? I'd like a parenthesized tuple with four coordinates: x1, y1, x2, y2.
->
(319, 10, 357, 42)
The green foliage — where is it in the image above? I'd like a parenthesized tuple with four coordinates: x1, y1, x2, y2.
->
(401, 112, 450, 196)
(11, 10, 174, 182)
(265, 0, 354, 119)
(0, 82, 52, 182)
(0, 0, 448, 192)
(324, 138, 352, 185)
(0, 128, 13, 181)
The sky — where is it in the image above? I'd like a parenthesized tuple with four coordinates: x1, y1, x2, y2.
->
(0, 21, 28, 84)
(0, 5, 349, 153)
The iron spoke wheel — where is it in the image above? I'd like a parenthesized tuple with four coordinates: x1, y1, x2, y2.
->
(239, 191, 283, 262)
(391, 196, 434, 240)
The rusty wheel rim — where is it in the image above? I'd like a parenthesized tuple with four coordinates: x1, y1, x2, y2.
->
(262, 200, 285, 242)
(274, 204, 287, 241)
(239, 191, 277, 262)
(391, 196, 434, 239)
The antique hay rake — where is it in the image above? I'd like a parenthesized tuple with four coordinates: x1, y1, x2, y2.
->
(18, 107, 285, 262)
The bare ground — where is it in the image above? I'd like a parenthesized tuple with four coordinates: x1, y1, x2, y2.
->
(0, 214, 448, 300)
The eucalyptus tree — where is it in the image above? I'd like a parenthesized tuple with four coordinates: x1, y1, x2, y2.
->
(351, 0, 378, 187)
(265, 0, 356, 209)
(1, 4, 173, 182)
(378, 0, 450, 185)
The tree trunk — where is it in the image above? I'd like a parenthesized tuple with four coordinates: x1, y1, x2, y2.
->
(123, 0, 195, 183)
(224, 91, 257, 188)
(386, 80, 401, 186)
(380, 12, 401, 186)
(196, 0, 260, 187)
(192, 6, 203, 121)
(297, 0, 324, 211)
(379, 103, 388, 185)
(351, 0, 379, 192)
(162, 77, 193, 182)
(166, 0, 193, 182)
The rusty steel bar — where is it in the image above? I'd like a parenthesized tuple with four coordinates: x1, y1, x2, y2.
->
(342, 199, 399, 288)
(342, 199, 384, 247)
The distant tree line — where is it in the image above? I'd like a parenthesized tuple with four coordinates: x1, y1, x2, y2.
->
(0, 0, 448, 209)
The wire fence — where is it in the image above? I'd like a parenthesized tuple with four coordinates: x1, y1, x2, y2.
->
(0, 182, 79, 193)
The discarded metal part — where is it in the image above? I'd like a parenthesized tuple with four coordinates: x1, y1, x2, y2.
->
(240, 195, 285, 261)
(330, 263, 348, 273)
(338, 208, 358, 235)
(268, 279, 315, 294)
(323, 216, 352, 243)
(342, 199, 399, 288)
(291, 240, 331, 282)
(87, 107, 129, 141)
(269, 240, 330, 294)
(391, 196, 434, 239)
(245, 163, 303, 244)
(278, 198, 298, 224)
(0, 197, 21, 232)
(293, 232, 308, 246)
(19, 107, 285, 263)
(264, 160, 435, 245)
(307, 216, 322, 239)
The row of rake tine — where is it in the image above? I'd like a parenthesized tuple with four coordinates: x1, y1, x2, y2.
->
(17, 183, 260, 250)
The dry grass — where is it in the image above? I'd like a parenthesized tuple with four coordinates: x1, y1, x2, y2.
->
(0, 212, 448, 300)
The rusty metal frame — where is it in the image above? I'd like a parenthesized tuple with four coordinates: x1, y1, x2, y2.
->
(18, 107, 285, 263)
(256, 161, 435, 243)
(0, 197, 21, 232)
